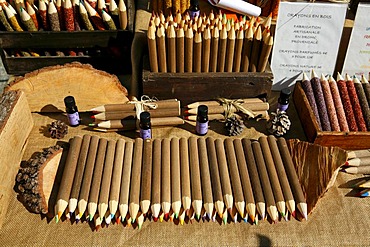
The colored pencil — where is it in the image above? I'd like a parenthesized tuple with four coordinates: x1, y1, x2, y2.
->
(189, 136, 203, 220)
(151, 139, 162, 221)
(176, 25, 185, 73)
(179, 137, 192, 215)
(140, 139, 153, 215)
(170, 137, 182, 218)
(225, 25, 235, 72)
(167, 22, 176, 73)
(161, 138, 171, 221)
(119, 141, 134, 221)
(129, 138, 143, 223)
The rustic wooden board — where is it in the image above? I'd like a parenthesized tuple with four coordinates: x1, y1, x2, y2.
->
(293, 81, 370, 150)
(0, 90, 33, 229)
(142, 71, 273, 106)
(6, 63, 129, 112)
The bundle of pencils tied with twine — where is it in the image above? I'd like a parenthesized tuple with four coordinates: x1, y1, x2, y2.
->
(0, 0, 128, 31)
(147, 11, 273, 73)
(89, 96, 184, 132)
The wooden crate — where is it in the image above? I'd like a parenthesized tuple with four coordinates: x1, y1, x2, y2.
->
(142, 71, 273, 106)
(293, 81, 370, 150)
(0, 30, 133, 75)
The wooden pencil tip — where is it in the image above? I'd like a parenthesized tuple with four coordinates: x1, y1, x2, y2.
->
(153, 217, 158, 222)
(164, 213, 169, 221)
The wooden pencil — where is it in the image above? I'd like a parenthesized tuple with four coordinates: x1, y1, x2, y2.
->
(25, 2, 38, 30)
(92, 107, 180, 121)
(140, 139, 153, 215)
(346, 74, 367, 131)
(257, 35, 273, 72)
(311, 70, 331, 131)
(337, 72, 358, 131)
(72, 0, 81, 31)
(68, 135, 91, 218)
(347, 149, 370, 160)
(184, 102, 269, 115)
(328, 75, 348, 131)
(184, 24, 193, 72)
(63, 0, 75, 31)
(167, 23, 176, 73)
(3, 3, 23, 31)
(47, 0, 60, 31)
(224, 138, 245, 219)
(353, 76, 370, 130)
(198, 137, 214, 219)
(179, 137, 192, 215)
(97, 139, 116, 223)
(79, 1, 94, 30)
(193, 30, 202, 73)
(170, 137, 182, 218)
(225, 25, 235, 72)
(77, 135, 99, 219)
(118, 0, 127, 30)
(233, 27, 244, 72)
(161, 138, 171, 220)
(189, 137, 203, 220)
(362, 75, 370, 106)
(129, 138, 143, 223)
(242, 138, 266, 219)
(301, 72, 322, 130)
(157, 24, 167, 72)
(102, 9, 117, 30)
(252, 140, 278, 222)
(233, 138, 256, 223)
(55, 136, 83, 222)
(84, 0, 105, 30)
(277, 137, 308, 220)
(320, 74, 340, 131)
(342, 166, 370, 174)
(259, 136, 286, 218)
(345, 157, 370, 166)
(267, 135, 295, 217)
(38, 0, 49, 30)
(241, 26, 254, 72)
(186, 98, 264, 109)
(87, 138, 108, 221)
(215, 138, 233, 212)
(91, 100, 180, 112)
(151, 139, 162, 221)
(184, 114, 225, 122)
(206, 137, 224, 219)
(108, 0, 119, 27)
(0, 6, 13, 31)
(55, 0, 64, 30)
(91, 117, 184, 129)
(119, 140, 134, 221)
(176, 25, 185, 73)
(218, 24, 227, 72)
(209, 25, 219, 72)
(202, 25, 211, 73)
(249, 25, 262, 72)
(108, 139, 125, 219)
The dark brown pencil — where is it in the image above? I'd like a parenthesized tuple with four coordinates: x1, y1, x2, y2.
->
(249, 25, 262, 72)
(241, 26, 253, 72)
(257, 35, 273, 72)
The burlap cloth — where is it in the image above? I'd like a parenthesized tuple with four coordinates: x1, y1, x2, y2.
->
(0, 91, 369, 246)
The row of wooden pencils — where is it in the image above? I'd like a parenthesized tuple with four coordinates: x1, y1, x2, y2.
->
(301, 71, 370, 132)
(147, 11, 273, 73)
(150, 0, 189, 16)
(88, 99, 184, 131)
(0, 0, 128, 31)
(54, 135, 308, 230)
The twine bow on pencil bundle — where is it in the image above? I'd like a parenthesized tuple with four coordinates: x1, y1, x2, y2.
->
(217, 98, 259, 119)
(128, 95, 159, 119)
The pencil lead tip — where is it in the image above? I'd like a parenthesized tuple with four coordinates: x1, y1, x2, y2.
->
(180, 219, 184, 225)
(88, 123, 96, 127)
(291, 211, 296, 218)
(164, 213, 169, 221)
(174, 213, 178, 219)
(153, 217, 158, 222)
(55, 215, 59, 223)
(91, 115, 95, 119)
(89, 214, 94, 221)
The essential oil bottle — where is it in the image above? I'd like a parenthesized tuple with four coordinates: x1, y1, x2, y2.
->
(139, 111, 152, 139)
(277, 88, 291, 112)
(188, 0, 200, 19)
(64, 96, 80, 127)
(196, 105, 208, 135)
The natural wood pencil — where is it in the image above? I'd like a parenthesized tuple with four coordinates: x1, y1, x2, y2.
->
(218, 24, 227, 72)
(167, 23, 176, 73)
(180, 137, 192, 214)
(185, 102, 269, 115)
(98, 139, 116, 222)
(55, 136, 83, 222)
(108, 139, 125, 219)
(157, 24, 167, 72)
(184, 24, 194, 72)
(224, 138, 245, 219)
(189, 137, 203, 220)
(170, 137, 182, 218)
(140, 139, 153, 215)
(233, 27, 244, 72)
(210, 25, 219, 72)
(198, 137, 214, 219)
(161, 138, 171, 220)
(129, 138, 143, 223)
(92, 108, 180, 121)
(186, 98, 264, 109)
(259, 136, 286, 218)
(78, 135, 100, 219)
(118, 0, 127, 29)
(87, 138, 108, 221)
(257, 35, 273, 72)
(225, 25, 235, 72)
(176, 25, 185, 73)
(241, 26, 253, 72)
(193, 30, 202, 73)
(68, 135, 91, 218)
(148, 21, 158, 72)
(151, 139, 162, 221)
(119, 141, 134, 221)
(202, 25, 211, 72)
(249, 25, 262, 72)
(91, 100, 180, 112)
(206, 137, 224, 219)
(215, 138, 233, 211)
(277, 137, 307, 220)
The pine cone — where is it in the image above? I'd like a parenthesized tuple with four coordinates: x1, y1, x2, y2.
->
(267, 111, 291, 137)
(48, 120, 68, 139)
(225, 115, 246, 136)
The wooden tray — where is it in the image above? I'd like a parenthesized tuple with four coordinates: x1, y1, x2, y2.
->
(293, 81, 370, 150)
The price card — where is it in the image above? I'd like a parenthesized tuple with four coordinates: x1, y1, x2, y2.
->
(271, 2, 347, 90)
(342, 3, 370, 77)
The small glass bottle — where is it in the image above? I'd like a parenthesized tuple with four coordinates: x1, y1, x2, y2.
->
(277, 88, 291, 112)
(188, 0, 200, 19)
(139, 111, 152, 139)
(64, 96, 80, 127)
(196, 105, 208, 135)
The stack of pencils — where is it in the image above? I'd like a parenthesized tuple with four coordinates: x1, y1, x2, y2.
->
(89, 99, 184, 132)
(54, 134, 307, 230)
(183, 98, 269, 121)
(342, 149, 370, 176)
(151, 0, 189, 16)
(0, 0, 128, 31)
(300, 71, 370, 132)
(147, 11, 273, 73)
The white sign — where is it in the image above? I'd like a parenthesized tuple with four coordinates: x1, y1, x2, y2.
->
(342, 3, 370, 77)
(271, 2, 347, 90)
